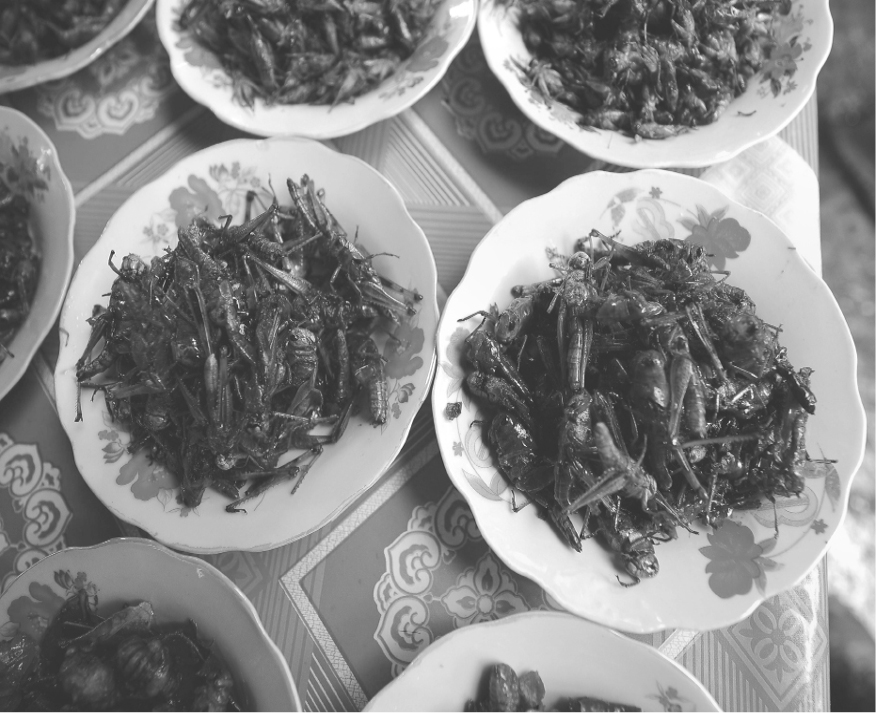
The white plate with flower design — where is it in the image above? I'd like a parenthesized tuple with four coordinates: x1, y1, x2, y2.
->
(54, 137, 438, 554)
(478, 0, 833, 168)
(432, 169, 865, 633)
(0, 538, 300, 710)
(0, 108, 75, 404)
(156, 0, 476, 139)
(365, 611, 720, 711)
(0, 0, 155, 95)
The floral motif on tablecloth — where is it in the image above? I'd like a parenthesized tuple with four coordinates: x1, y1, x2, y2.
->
(373, 487, 556, 677)
(738, 599, 806, 683)
(0, 434, 71, 593)
(720, 571, 828, 708)
(440, 326, 467, 393)
(441, 552, 527, 626)
(442, 39, 564, 161)
(35, 15, 177, 139)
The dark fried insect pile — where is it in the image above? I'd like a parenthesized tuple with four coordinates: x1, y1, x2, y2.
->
(0, 181, 39, 365)
(506, 0, 792, 138)
(75, 175, 421, 512)
(466, 662, 641, 711)
(0, 0, 125, 65)
(178, 0, 442, 107)
(0, 589, 241, 711)
(460, 230, 816, 585)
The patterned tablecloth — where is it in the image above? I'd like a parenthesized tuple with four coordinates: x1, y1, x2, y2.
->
(0, 14, 829, 712)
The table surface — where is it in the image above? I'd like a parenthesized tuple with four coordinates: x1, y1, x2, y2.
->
(0, 12, 829, 712)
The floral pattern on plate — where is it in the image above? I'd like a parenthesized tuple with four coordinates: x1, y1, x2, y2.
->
(0, 134, 50, 201)
(0, 569, 95, 642)
(0, 0, 156, 95)
(599, 185, 755, 269)
(759, 4, 816, 97)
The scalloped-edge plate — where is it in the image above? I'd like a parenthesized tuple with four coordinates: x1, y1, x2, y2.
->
(54, 136, 438, 554)
(0, 107, 74, 404)
(0, 538, 300, 710)
(156, 0, 476, 138)
(365, 611, 721, 711)
(0, 0, 155, 95)
(478, 0, 833, 168)
(432, 169, 865, 633)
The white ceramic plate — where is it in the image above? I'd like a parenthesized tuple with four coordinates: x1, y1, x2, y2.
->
(156, 0, 476, 138)
(0, 538, 300, 710)
(478, 0, 833, 168)
(365, 611, 721, 711)
(0, 107, 74, 404)
(432, 169, 865, 633)
(54, 137, 438, 554)
(0, 0, 155, 95)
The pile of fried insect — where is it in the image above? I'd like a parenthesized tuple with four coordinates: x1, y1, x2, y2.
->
(456, 230, 816, 585)
(0, 181, 39, 365)
(466, 662, 641, 712)
(507, 0, 794, 138)
(0, 0, 126, 65)
(178, 0, 442, 107)
(3, 588, 240, 711)
(75, 175, 421, 513)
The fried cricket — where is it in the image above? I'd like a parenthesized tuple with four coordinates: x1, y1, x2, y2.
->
(460, 230, 817, 584)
